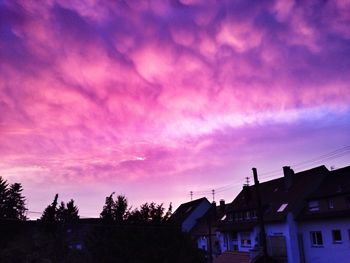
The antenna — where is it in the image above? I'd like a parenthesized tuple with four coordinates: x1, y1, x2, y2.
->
(190, 191, 193, 201)
(211, 189, 215, 202)
(244, 176, 250, 186)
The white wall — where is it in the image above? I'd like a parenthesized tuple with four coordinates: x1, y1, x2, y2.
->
(265, 214, 301, 263)
(299, 219, 350, 263)
(220, 214, 304, 263)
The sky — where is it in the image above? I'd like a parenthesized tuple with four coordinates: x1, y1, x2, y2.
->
(1, 0, 350, 219)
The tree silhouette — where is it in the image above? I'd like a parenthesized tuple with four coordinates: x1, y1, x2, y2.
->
(127, 202, 172, 224)
(100, 192, 115, 223)
(163, 203, 172, 222)
(65, 199, 79, 222)
(56, 200, 79, 223)
(57, 201, 66, 222)
(115, 195, 128, 223)
(4, 183, 27, 220)
(0, 177, 9, 219)
(41, 193, 59, 222)
(100, 193, 129, 223)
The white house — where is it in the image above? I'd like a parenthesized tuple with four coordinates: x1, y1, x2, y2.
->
(217, 165, 330, 263)
(170, 197, 212, 233)
(296, 166, 350, 263)
(173, 165, 350, 263)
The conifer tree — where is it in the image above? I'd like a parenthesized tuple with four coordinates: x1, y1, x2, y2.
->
(0, 177, 9, 219)
(100, 192, 115, 223)
(41, 193, 59, 222)
(56, 200, 79, 223)
(57, 201, 66, 222)
(5, 183, 27, 220)
(65, 199, 79, 223)
(115, 195, 128, 223)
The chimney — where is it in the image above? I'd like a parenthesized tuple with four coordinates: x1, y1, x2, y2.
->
(283, 166, 294, 190)
(219, 199, 225, 212)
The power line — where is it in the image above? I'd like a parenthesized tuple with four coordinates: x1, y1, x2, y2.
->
(189, 145, 350, 198)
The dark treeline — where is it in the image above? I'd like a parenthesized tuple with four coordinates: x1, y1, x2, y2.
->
(0, 177, 27, 221)
(0, 176, 205, 263)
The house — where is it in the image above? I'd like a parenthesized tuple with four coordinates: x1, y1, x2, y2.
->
(297, 166, 350, 263)
(170, 197, 212, 233)
(190, 200, 228, 260)
(217, 165, 330, 263)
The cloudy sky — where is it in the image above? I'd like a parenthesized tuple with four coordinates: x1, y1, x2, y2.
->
(1, 0, 350, 218)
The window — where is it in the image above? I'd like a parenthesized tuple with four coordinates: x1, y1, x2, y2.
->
(237, 212, 243, 221)
(240, 232, 251, 247)
(250, 210, 257, 219)
(277, 203, 288, 212)
(234, 213, 238, 222)
(245, 211, 251, 220)
(328, 199, 334, 209)
(308, 200, 320, 212)
(310, 231, 323, 246)
(332, 230, 342, 243)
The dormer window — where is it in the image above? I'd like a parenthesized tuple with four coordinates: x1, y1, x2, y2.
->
(308, 200, 320, 212)
(250, 210, 257, 219)
(328, 199, 334, 209)
(245, 211, 251, 220)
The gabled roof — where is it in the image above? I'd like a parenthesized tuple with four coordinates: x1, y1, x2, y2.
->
(190, 203, 229, 236)
(170, 197, 210, 225)
(225, 165, 329, 223)
(297, 166, 350, 221)
(308, 166, 350, 199)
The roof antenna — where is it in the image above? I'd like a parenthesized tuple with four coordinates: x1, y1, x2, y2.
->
(212, 189, 215, 202)
(190, 191, 193, 201)
(244, 176, 250, 186)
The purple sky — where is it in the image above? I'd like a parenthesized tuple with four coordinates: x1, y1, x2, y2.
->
(1, 0, 350, 219)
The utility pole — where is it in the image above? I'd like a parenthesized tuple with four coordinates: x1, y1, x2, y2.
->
(190, 191, 193, 201)
(207, 203, 215, 263)
(252, 168, 268, 263)
(211, 189, 215, 202)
